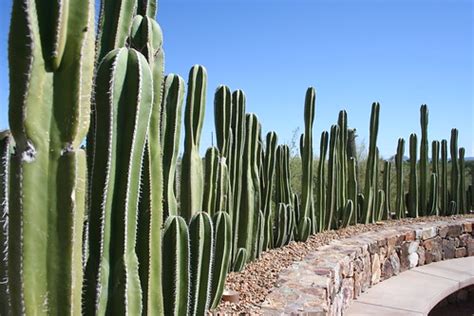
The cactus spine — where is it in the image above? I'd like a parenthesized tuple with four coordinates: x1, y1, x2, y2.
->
(162, 216, 190, 316)
(8, 1, 94, 314)
(419, 105, 429, 216)
(181, 65, 207, 221)
(189, 212, 214, 316)
(408, 133, 419, 218)
(300, 88, 315, 239)
(0, 132, 10, 314)
(362, 103, 380, 224)
(162, 74, 185, 217)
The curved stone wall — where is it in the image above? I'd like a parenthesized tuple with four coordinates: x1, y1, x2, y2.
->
(260, 218, 474, 315)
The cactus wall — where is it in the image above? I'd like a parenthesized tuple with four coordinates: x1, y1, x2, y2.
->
(0, 0, 472, 315)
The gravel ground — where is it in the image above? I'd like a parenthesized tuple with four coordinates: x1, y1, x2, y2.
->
(212, 214, 474, 315)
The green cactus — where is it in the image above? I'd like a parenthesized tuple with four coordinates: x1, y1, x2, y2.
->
(262, 132, 277, 250)
(300, 88, 316, 239)
(440, 139, 448, 215)
(341, 200, 354, 228)
(459, 147, 466, 214)
(431, 140, 440, 215)
(214, 85, 233, 158)
(274, 203, 291, 247)
(203, 147, 220, 215)
(419, 105, 429, 216)
(450, 129, 459, 214)
(275, 145, 292, 206)
(129, 14, 165, 315)
(327, 125, 339, 229)
(0, 132, 10, 314)
(348, 157, 358, 224)
(408, 133, 419, 218)
(8, 0, 94, 313)
(232, 248, 247, 272)
(162, 216, 190, 316)
(83, 47, 153, 315)
(382, 161, 391, 220)
(317, 131, 329, 231)
(337, 110, 348, 215)
(162, 74, 185, 217)
(229, 90, 246, 260)
(210, 211, 232, 309)
(181, 65, 207, 221)
(238, 114, 261, 262)
(375, 190, 385, 222)
(255, 210, 266, 258)
(362, 103, 380, 224)
(189, 212, 214, 316)
(428, 173, 438, 216)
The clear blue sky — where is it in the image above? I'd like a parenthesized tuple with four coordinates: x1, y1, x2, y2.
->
(0, 0, 472, 158)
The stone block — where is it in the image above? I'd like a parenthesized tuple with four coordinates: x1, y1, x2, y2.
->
(421, 227, 437, 240)
(447, 224, 462, 237)
(442, 239, 456, 259)
(463, 222, 473, 233)
(371, 253, 381, 285)
(417, 246, 426, 266)
(455, 247, 467, 258)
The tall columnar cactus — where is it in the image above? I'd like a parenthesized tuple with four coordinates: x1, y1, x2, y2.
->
(189, 212, 214, 316)
(337, 110, 348, 213)
(382, 161, 391, 220)
(440, 139, 448, 215)
(162, 74, 185, 217)
(375, 190, 385, 222)
(129, 14, 166, 315)
(395, 138, 405, 219)
(431, 140, 440, 215)
(229, 90, 246, 259)
(459, 147, 466, 214)
(84, 47, 153, 315)
(408, 133, 419, 218)
(214, 85, 232, 158)
(317, 131, 329, 231)
(341, 200, 354, 228)
(450, 129, 459, 214)
(203, 147, 220, 215)
(181, 65, 207, 221)
(0, 132, 10, 314)
(162, 216, 190, 316)
(238, 114, 262, 262)
(275, 145, 292, 206)
(8, 1, 95, 314)
(300, 87, 316, 239)
(327, 125, 339, 229)
(210, 211, 232, 309)
(274, 203, 293, 248)
(429, 173, 438, 216)
(262, 132, 277, 250)
(419, 105, 429, 216)
(348, 157, 358, 224)
(363, 103, 380, 224)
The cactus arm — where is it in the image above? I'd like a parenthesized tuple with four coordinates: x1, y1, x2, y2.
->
(326, 125, 339, 229)
(440, 139, 448, 215)
(317, 131, 329, 231)
(214, 85, 232, 158)
(203, 147, 220, 215)
(348, 157, 358, 224)
(395, 138, 405, 219)
(262, 132, 277, 249)
(137, 0, 157, 18)
(459, 147, 466, 213)
(382, 161, 391, 220)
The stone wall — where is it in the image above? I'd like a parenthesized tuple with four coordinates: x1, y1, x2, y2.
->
(260, 218, 474, 315)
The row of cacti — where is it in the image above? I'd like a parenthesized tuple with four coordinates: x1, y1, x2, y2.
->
(0, 0, 472, 315)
